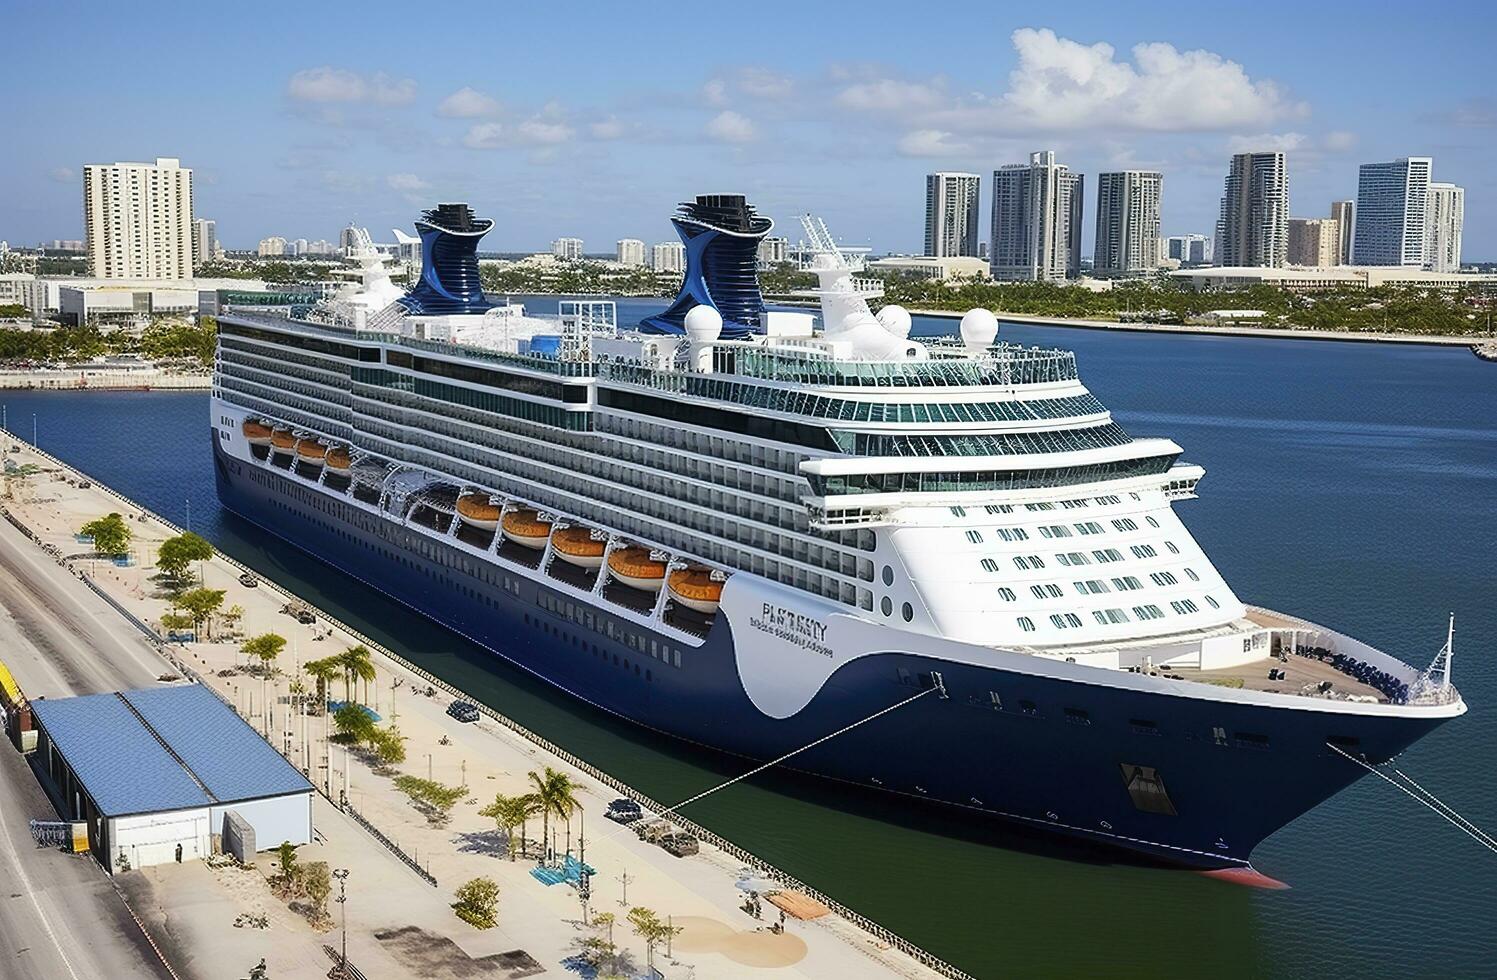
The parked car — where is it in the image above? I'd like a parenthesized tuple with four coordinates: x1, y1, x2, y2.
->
(605, 799, 644, 824)
(296, 609, 316, 625)
(634, 820, 674, 844)
(660, 833, 699, 857)
(238, 572, 258, 587)
(446, 700, 480, 723)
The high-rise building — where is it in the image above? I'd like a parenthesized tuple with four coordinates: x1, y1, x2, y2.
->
(1217, 152, 1288, 268)
(552, 237, 584, 261)
(339, 224, 362, 256)
(82, 157, 194, 279)
(990, 151, 1083, 282)
(1352, 157, 1432, 266)
(757, 236, 788, 267)
(1287, 218, 1340, 267)
(257, 236, 287, 257)
(616, 238, 646, 266)
(1165, 235, 1210, 266)
(192, 219, 216, 270)
(651, 241, 685, 274)
(1330, 201, 1355, 265)
(924, 172, 981, 258)
(1425, 182, 1465, 273)
(1093, 171, 1162, 276)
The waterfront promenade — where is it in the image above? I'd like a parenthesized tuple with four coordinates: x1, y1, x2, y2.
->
(0, 440, 955, 980)
(0, 371, 210, 390)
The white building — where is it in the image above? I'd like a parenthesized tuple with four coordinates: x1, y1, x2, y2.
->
(83, 158, 194, 280)
(757, 236, 789, 267)
(615, 239, 645, 267)
(1093, 171, 1162, 277)
(990, 151, 1083, 282)
(651, 242, 685, 274)
(1425, 182, 1465, 273)
(1352, 157, 1432, 266)
(1165, 235, 1210, 266)
(1330, 201, 1355, 265)
(924, 172, 981, 258)
(192, 219, 216, 271)
(552, 237, 584, 261)
(1286, 218, 1341, 267)
(1218, 152, 1288, 268)
(291, 238, 309, 257)
(867, 255, 990, 281)
(1169, 265, 1497, 293)
(257, 237, 287, 257)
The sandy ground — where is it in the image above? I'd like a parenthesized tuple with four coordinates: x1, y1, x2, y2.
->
(0, 444, 947, 980)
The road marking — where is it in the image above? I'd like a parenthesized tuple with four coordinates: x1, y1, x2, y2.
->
(0, 794, 84, 980)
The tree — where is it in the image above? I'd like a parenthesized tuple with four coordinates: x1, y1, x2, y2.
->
(591, 912, 618, 975)
(274, 841, 300, 888)
(160, 611, 196, 635)
(173, 587, 226, 639)
(528, 766, 581, 861)
(478, 793, 542, 861)
(628, 907, 674, 972)
(452, 877, 499, 930)
(303, 657, 338, 709)
(392, 775, 469, 824)
(364, 725, 406, 765)
(80, 513, 130, 558)
(301, 861, 332, 925)
(332, 703, 375, 744)
(241, 633, 286, 672)
(157, 531, 213, 586)
(337, 645, 375, 705)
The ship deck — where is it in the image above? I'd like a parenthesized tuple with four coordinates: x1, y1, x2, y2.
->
(1182, 653, 1387, 701)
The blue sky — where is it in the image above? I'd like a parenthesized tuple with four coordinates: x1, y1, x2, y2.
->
(5, 0, 1494, 257)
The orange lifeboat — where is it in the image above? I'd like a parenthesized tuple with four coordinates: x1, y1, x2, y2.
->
(296, 439, 329, 464)
(456, 494, 502, 531)
(551, 526, 606, 569)
(326, 445, 352, 470)
(241, 419, 273, 445)
(607, 546, 667, 593)
(667, 566, 725, 614)
(501, 507, 552, 548)
(270, 428, 297, 451)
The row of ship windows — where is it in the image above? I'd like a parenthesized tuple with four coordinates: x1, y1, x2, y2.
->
(218, 378, 352, 428)
(352, 378, 586, 431)
(1009, 596, 1218, 631)
(998, 543, 1175, 573)
(951, 688, 1276, 749)
(355, 416, 872, 583)
(830, 424, 1132, 460)
(535, 592, 686, 670)
(358, 432, 873, 609)
(218, 388, 353, 443)
(807, 455, 1176, 497)
(969, 516, 1159, 545)
(953, 494, 1130, 517)
(1007, 569, 1204, 601)
(218, 343, 349, 384)
(224, 364, 353, 409)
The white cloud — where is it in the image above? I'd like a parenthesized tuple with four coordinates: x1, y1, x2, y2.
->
(589, 118, 625, 140)
(736, 67, 793, 100)
(463, 122, 507, 149)
(436, 86, 500, 118)
(703, 78, 728, 107)
(50, 167, 75, 183)
(836, 77, 946, 113)
(707, 110, 756, 143)
(386, 173, 430, 192)
(1226, 132, 1307, 154)
(516, 119, 574, 144)
(288, 67, 416, 106)
(463, 117, 575, 150)
(896, 129, 972, 158)
(1323, 130, 1358, 152)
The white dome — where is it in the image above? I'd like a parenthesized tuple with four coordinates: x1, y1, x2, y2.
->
(876, 304, 912, 339)
(959, 308, 998, 350)
(684, 304, 724, 343)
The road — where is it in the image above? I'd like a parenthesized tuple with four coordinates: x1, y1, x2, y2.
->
(0, 514, 175, 979)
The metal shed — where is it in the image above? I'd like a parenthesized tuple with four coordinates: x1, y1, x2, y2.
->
(30, 684, 313, 873)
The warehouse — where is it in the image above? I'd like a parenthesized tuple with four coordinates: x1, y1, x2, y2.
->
(29, 684, 313, 873)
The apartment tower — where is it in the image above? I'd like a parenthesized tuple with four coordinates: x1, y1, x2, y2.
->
(82, 157, 194, 279)
(1425, 183, 1465, 273)
(1330, 200, 1355, 265)
(1352, 157, 1432, 266)
(924, 172, 982, 257)
(1093, 171, 1163, 276)
(990, 151, 1083, 282)
(1217, 152, 1289, 268)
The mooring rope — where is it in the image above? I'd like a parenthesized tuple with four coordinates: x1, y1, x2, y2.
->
(605, 686, 938, 841)
(1391, 766, 1497, 850)
(1327, 742, 1497, 856)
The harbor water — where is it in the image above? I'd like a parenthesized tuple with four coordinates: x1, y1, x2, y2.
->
(5, 300, 1493, 978)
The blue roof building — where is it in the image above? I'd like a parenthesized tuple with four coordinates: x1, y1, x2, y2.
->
(30, 684, 313, 872)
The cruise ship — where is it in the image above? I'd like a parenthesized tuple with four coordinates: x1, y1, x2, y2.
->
(210, 196, 1465, 873)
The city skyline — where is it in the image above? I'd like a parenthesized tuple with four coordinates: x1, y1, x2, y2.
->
(3, 2, 1494, 258)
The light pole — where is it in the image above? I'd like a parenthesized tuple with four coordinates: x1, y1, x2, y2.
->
(333, 867, 350, 977)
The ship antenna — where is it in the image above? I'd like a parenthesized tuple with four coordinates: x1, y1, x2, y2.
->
(1444, 611, 1455, 691)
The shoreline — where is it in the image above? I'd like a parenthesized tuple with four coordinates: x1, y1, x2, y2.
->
(0, 434, 970, 980)
(0, 372, 211, 391)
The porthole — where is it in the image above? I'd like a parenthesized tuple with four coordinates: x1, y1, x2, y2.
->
(880, 596, 893, 616)
(881, 565, 894, 586)
(901, 602, 913, 622)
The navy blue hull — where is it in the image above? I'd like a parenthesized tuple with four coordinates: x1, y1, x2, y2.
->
(213, 441, 1445, 870)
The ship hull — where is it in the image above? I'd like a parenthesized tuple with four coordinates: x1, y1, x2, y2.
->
(212, 434, 1451, 870)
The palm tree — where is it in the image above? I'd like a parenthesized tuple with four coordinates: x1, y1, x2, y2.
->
(527, 767, 580, 864)
(478, 793, 542, 860)
(303, 658, 340, 793)
(339, 646, 376, 707)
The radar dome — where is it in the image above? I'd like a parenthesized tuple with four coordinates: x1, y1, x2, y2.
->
(876, 305, 912, 339)
(959, 308, 998, 350)
(684, 304, 724, 343)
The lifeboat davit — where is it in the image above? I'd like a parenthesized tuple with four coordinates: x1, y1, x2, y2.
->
(296, 439, 329, 464)
(551, 526, 606, 569)
(501, 507, 551, 548)
(607, 546, 667, 593)
(326, 445, 352, 470)
(456, 494, 502, 531)
(242, 419, 273, 445)
(270, 428, 297, 451)
(667, 566, 725, 614)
